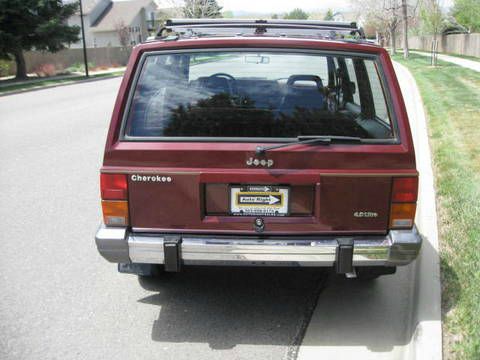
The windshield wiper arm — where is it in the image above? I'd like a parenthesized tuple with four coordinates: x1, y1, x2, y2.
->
(255, 136, 363, 155)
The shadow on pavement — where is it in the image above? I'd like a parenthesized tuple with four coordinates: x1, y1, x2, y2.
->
(301, 237, 442, 354)
(138, 267, 327, 350)
(136, 237, 443, 354)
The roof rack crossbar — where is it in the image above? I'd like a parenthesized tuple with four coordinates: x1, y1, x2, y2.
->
(166, 18, 358, 30)
(158, 18, 365, 40)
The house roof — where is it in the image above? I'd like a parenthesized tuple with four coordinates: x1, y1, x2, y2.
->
(91, 0, 155, 32)
(66, 0, 99, 14)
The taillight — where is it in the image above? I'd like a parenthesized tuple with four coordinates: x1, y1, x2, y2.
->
(389, 176, 418, 229)
(391, 177, 418, 202)
(100, 173, 127, 200)
(100, 173, 128, 226)
(102, 200, 129, 226)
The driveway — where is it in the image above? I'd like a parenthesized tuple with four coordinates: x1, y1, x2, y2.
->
(0, 64, 441, 360)
(0, 79, 324, 360)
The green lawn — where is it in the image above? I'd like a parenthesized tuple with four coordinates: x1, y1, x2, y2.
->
(0, 71, 124, 94)
(393, 53, 480, 359)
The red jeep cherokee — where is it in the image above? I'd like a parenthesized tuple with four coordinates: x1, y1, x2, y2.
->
(95, 19, 421, 280)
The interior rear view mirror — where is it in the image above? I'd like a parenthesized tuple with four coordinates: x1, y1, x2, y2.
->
(245, 55, 270, 64)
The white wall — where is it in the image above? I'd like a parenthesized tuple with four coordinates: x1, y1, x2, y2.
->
(68, 14, 96, 49)
(90, 31, 120, 47)
(69, 2, 157, 48)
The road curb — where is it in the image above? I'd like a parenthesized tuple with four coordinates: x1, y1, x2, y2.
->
(296, 63, 442, 360)
(0, 73, 123, 97)
(394, 62, 442, 360)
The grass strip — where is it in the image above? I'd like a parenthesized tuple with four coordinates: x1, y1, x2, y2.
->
(393, 53, 480, 359)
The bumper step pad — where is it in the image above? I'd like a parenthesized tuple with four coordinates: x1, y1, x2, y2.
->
(164, 235, 182, 272)
(335, 238, 354, 274)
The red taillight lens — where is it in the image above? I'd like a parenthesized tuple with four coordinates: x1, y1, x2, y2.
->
(389, 176, 418, 230)
(100, 174, 128, 200)
(391, 177, 418, 203)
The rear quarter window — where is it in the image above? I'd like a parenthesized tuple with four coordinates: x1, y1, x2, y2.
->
(365, 61, 390, 124)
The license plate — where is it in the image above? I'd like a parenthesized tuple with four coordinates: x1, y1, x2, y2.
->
(230, 185, 290, 216)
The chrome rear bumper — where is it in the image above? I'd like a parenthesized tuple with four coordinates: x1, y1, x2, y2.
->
(95, 225, 422, 267)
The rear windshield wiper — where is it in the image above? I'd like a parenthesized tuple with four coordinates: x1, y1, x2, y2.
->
(255, 136, 363, 155)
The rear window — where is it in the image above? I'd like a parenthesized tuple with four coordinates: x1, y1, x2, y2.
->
(124, 50, 395, 140)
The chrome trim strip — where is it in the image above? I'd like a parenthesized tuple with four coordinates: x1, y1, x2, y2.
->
(101, 169, 415, 177)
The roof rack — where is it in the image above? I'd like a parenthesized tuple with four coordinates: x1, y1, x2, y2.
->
(156, 19, 365, 41)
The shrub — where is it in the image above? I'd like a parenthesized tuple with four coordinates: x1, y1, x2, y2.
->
(33, 63, 57, 77)
(65, 61, 95, 73)
(0, 59, 15, 77)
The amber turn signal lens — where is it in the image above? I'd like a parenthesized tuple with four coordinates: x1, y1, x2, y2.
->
(389, 203, 416, 229)
(102, 200, 129, 226)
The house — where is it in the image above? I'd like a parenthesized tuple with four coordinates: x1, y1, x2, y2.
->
(68, 0, 158, 48)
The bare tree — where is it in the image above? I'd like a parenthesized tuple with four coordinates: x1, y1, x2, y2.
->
(420, 0, 444, 41)
(351, 0, 418, 56)
(402, 0, 409, 58)
(115, 20, 130, 49)
(351, 0, 400, 54)
(384, 1, 401, 55)
(183, 0, 222, 18)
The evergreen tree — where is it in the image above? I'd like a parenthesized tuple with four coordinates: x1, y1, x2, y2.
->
(283, 8, 309, 20)
(324, 9, 335, 21)
(0, 0, 80, 79)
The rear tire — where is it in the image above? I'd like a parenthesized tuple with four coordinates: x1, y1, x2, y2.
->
(137, 265, 172, 291)
(138, 264, 165, 278)
(355, 266, 396, 280)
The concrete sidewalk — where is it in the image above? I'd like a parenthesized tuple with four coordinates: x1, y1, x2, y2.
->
(0, 68, 125, 97)
(297, 63, 442, 360)
(412, 50, 480, 72)
(0, 67, 126, 85)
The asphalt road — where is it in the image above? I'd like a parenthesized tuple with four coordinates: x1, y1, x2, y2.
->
(0, 78, 327, 360)
(0, 71, 440, 360)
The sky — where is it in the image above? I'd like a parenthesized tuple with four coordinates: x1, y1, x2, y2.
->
(218, 0, 351, 13)
(216, 0, 453, 13)
(156, 0, 454, 13)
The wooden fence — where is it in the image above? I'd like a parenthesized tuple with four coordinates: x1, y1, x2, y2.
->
(408, 33, 480, 58)
(24, 46, 132, 72)
(2, 47, 133, 76)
